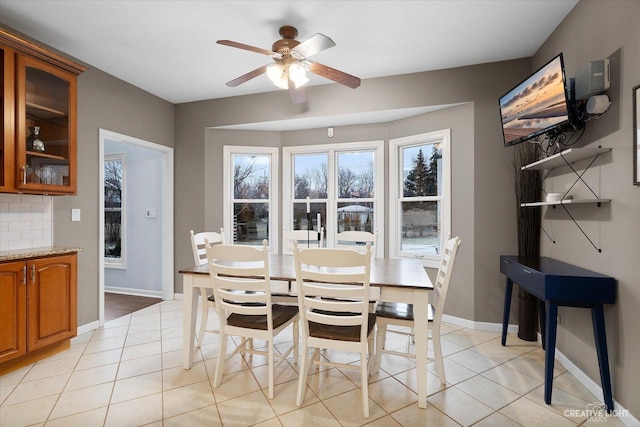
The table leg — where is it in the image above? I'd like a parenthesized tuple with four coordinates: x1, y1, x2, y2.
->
(592, 304, 614, 412)
(182, 274, 199, 369)
(501, 278, 513, 346)
(538, 299, 546, 350)
(413, 289, 429, 408)
(544, 302, 558, 404)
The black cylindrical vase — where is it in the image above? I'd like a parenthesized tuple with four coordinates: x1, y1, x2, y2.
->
(517, 289, 538, 341)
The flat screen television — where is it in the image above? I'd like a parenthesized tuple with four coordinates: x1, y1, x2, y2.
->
(499, 53, 572, 147)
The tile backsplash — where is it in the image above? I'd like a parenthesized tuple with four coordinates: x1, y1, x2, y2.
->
(0, 194, 53, 251)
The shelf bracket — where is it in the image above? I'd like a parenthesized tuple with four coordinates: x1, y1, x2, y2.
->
(541, 225, 556, 245)
(560, 152, 602, 199)
(560, 204, 602, 252)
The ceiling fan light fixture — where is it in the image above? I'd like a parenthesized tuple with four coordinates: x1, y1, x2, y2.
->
(266, 63, 289, 89)
(289, 62, 309, 88)
(266, 63, 284, 80)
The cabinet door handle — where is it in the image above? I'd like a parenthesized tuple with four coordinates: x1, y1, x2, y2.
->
(22, 266, 27, 285)
(503, 259, 511, 264)
(31, 264, 36, 283)
(522, 269, 532, 274)
(21, 166, 27, 185)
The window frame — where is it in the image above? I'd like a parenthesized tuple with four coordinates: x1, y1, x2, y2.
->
(283, 140, 385, 256)
(389, 129, 451, 268)
(104, 153, 126, 269)
(223, 145, 279, 252)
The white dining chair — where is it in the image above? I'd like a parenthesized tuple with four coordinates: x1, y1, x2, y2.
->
(206, 240, 299, 399)
(336, 230, 378, 257)
(374, 235, 461, 385)
(189, 228, 224, 347)
(282, 228, 324, 253)
(293, 241, 375, 418)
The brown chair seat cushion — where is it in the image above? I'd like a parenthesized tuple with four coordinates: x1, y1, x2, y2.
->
(227, 304, 298, 330)
(375, 302, 434, 322)
(308, 313, 376, 342)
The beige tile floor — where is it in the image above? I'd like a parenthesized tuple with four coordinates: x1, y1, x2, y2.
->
(0, 299, 627, 426)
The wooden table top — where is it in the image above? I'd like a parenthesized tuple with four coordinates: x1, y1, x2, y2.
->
(179, 253, 432, 290)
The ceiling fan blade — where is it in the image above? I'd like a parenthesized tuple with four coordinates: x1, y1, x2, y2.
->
(217, 39, 274, 56)
(288, 79, 306, 104)
(225, 64, 268, 87)
(291, 33, 335, 59)
(309, 61, 361, 89)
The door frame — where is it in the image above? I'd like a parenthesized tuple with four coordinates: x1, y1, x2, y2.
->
(98, 129, 174, 325)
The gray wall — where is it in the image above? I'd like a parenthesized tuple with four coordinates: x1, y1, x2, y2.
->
(104, 140, 163, 295)
(53, 67, 174, 326)
(531, 0, 640, 416)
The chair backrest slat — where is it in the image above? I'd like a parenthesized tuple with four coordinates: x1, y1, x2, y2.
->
(336, 230, 378, 257)
(433, 236, 461, 318)
(294, 242, 372, 342)
(207, 240, 272, 327)
(190, 228, 225, 265)
(283, 228, 324, 253)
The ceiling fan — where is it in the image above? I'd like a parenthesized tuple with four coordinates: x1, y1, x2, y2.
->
(217, 26, 361, 103)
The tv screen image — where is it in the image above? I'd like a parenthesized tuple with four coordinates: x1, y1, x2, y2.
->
(500, 54, 571, 146)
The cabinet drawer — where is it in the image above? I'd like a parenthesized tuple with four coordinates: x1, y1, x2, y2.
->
(516, 266, 545, 299)
(500, 257, 521, 280)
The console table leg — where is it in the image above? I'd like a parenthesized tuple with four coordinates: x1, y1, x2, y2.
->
(538, 299, 546, 350)
(592, 304, 614, 412)
(501, 278, 513, 346)
(544, 302, 558, 405)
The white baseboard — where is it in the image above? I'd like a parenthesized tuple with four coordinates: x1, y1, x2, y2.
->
(77, 320, 100, 336)
(105, 286, 163, 299)
(174, 293, 183, 300)
(554, 347, 639, 426)
(441, 313, 518, 334)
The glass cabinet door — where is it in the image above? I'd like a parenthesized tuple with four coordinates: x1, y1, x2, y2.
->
(16, 54, 76, 193)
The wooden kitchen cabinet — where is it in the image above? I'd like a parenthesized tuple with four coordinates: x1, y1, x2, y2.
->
(0, 252, 77, 372)
(0, 261, 26, 364)
(0, 28, 85, 195)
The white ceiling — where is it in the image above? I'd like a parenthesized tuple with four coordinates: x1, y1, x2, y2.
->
(0, 0, 577, 130)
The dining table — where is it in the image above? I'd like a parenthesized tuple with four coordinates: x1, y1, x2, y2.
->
(179, 253, 433, 408)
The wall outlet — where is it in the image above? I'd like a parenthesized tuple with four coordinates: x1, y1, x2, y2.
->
(146, 209, 157, 218)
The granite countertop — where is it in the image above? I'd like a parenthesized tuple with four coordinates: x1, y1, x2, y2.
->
(0, 246, 82, 262)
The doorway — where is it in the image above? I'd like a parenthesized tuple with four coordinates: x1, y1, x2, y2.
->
(98, 129, 174, 325)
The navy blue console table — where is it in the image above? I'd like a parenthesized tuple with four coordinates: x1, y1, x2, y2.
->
(500, 255, 616, 411)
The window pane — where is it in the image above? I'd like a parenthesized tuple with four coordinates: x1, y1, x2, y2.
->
(105, 211, 122, 258)
(104, 160, 122, 209)
(233, 154, 270, 199)
(294, 154, 328, 199)
(402, 143, 442, 197)
(337, 151, 375, 198)
(104, 159, 123, 260)
(292, 202, 326, 231)
(401, 201, 440, 255)
(337, 202, 374, 233)
(233, 202, 269, 245)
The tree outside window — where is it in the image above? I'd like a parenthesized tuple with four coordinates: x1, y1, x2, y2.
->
(104, 156, 125, 266)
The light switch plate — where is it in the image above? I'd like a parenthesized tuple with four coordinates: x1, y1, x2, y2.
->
(71, 208, 81, 222)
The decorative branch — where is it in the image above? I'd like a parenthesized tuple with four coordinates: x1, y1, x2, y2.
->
(512, 143, 543, 258)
